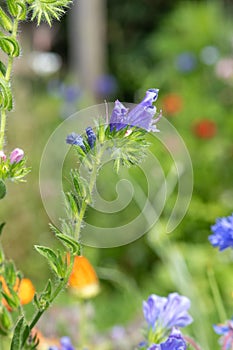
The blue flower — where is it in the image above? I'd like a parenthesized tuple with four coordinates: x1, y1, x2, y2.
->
(109, 89, 161, 132)
(143, 293, 192, 331)
(213, 318, 233, 350)
(49, 337, 75, 350)
(60, 336, 75, 350)
(148, 329, 187, 350)
(66, 132, 86, 152)
(208, 213, 233, 251)
(86, 127, 96, 149)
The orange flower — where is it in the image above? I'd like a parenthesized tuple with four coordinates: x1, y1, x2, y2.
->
(0, 275, 35, 309)
(162, 94, 183, 115)
(68, 255, 100, 299)
(193, 119, 217, 139)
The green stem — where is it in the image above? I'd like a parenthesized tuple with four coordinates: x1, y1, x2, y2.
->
(21, 256, 74, 347)
(0, 18, 19, 150)
(74, 145, 105, 242)
(207, 267, 227, 322)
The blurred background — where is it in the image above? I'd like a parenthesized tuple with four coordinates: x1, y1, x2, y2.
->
(1, 0, 233, 349)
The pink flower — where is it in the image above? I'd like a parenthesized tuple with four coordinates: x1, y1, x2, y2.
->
(0, 151, 6, 161)
(10, 148, 24, 164)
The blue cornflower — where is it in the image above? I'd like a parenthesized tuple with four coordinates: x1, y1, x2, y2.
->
(208, 213, 233, 251)
(148, 329, 187, 350)
(66, 132, 86, 152)
(86, 127, 96, 149)
(109, 89, 161, 132)
(213, 318, 233, 350)
(143, 293, 193, 332)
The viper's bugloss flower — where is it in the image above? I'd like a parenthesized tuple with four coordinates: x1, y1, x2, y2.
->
(208, 214, 233, 251)
(110, 88, 161, 132)
(0, 276, 35, 309)
(66, 132, 86, 151)
(143, 293, 192, 331)
(10, 148, 24, 164)
(213, 318, 233, 350)
(86, 127, 96, 149)
(148, 329, 187, 350)
(193, 119, 217, 139)
(0, 150, 6, 161)
(68, 255, 100, 299)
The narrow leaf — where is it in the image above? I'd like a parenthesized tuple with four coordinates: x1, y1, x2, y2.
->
(0, 222, 6, 236)
(56, 233, 81, 255)
(0, 180, 6, 199)
(0, 8, 13, 33)
(10, 316, 28, 350)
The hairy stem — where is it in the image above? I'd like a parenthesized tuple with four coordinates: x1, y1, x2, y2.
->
(74, 145, 105, 242)
(0, 18, 19, 150)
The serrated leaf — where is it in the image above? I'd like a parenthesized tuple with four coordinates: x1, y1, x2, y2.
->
(56, 233, 81, 255)
(0, 8, 13, 33)
(0, 179, 6, 199)
(0, 36, 20, 57)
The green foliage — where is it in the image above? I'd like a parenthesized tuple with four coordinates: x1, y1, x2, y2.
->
(0, 179, 6, 199)
(0, 8, 13, 32)
(0, 157, 31, 182)
(10, 316, 29, 350)
(0, 78, 13, 111)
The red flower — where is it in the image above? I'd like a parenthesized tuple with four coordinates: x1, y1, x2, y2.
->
(162, 94, 183, 115)
(193, 119, 217, 139)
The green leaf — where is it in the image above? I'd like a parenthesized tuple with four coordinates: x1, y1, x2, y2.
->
(56, 233, 81, 255)
(0, 36, 20, 57)
(4, 260, 17, 286)
(0, 222, 6, 237)
(0, 60, 6, 77)
(10, 316, 29, 350)
(0, 78, 13, 110)
(34, 245, 63, 278)
(0, 179, 6, 199)
(0, 8, 13, 33)
(1, 289, 20, 309)
(0, 306, 13, 331)
(6, 0, 27, 20)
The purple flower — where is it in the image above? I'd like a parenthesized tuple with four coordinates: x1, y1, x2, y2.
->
(109, 89, 161, 132)
(60, 336, 75, 350)
(143, 293, 192, 331)
(49, 337, 75, 350)
(66, 132, 86, 152)
(94, 74, 117, 97)
(10, 148, 24, 164)
(148, 329, 187, 350)
(208, 214, 233, 251)
(213, 318, 233, 350)
(0, 150, 6, 161)
(86, 127, 96, 149)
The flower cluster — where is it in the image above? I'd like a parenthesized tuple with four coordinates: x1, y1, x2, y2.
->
(208, 213, 233, 251)
(140, 292, 192, 349)
(109, 88, 161, 132)
(66, 127, 96, 152)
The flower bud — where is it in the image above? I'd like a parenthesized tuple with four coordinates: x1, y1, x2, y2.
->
(0, 150, 6, 161)
(10, 148, 24, 164)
